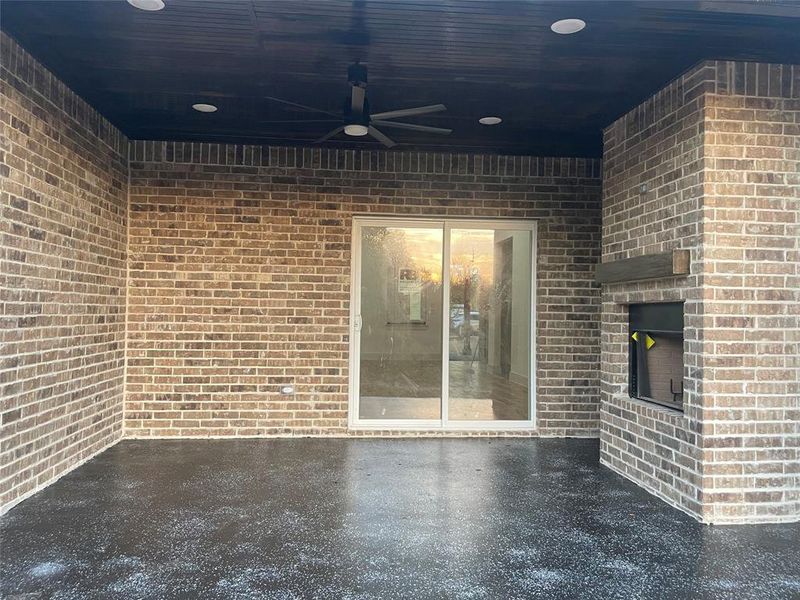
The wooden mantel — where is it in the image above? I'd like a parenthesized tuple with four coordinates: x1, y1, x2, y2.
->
(595, 249, 690, 284)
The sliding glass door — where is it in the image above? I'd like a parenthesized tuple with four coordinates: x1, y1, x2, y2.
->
(446, 226, 532, 422)
(356, 223, 443, 421)
(350, 218, 535, 430)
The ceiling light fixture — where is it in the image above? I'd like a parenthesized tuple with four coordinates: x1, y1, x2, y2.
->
(550, 18, 586, 35)
(192, 103, 218, 113)
(127, 0, 165, 11)
(479, 116, 502, 125)
(344, 124, 369, 136)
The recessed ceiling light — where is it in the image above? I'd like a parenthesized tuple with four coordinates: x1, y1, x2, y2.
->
(127, 0, 165, 11)
(551, 18, 586, 35)
(344, 124, 369, 136)
(479, 116, 502, 126)
(192, 103, 218, 113)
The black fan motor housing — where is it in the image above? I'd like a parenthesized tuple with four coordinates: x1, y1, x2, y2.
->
(343, 97, 370, 124)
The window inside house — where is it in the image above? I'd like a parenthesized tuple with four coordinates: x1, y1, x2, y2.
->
(629, 302, 685, 411)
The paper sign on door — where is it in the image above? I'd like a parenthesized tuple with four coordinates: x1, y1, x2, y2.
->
(398, 268, 422, 321)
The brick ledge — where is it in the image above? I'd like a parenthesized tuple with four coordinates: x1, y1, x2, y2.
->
(604, 393, 688, 425)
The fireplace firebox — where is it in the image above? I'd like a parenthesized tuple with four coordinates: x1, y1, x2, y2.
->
(629, 302, 684, 411)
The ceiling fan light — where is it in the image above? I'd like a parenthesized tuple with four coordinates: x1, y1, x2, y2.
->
(551, 18, 586, 34)
(344, 124, 369, 136)
(127, 0, 165, 11)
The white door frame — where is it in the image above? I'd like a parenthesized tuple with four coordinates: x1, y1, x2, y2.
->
(348, 216, 537, 431)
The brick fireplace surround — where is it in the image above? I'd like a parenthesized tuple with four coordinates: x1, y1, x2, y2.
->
(1, 32, 798, 523)
(601, 61, 799, 523)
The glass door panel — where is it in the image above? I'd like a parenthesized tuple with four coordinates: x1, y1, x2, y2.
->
(358, 225, 444, 420)
(447, 228, 532, 421)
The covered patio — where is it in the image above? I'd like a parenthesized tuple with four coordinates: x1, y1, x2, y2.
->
(1, 0, 798, 597)
(3, 439, 799, 598)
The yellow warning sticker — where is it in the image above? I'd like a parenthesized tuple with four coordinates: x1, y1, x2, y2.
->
(631, 332, 656, 349)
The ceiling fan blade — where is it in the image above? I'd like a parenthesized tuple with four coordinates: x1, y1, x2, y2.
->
(368, 126, 396, 148)
(316, 126, 345, 143)
(372, 121, 452, 135)
(263, 95, 341, 118)
(351, 85, 366, 114)
(370, 103, 446, 120)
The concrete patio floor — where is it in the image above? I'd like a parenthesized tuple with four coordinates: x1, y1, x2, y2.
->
(2, 439, 798, 599)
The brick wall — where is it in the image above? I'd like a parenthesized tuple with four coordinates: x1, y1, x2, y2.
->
(599, 63, 710, 518)
(600, 60, 799, 523)
(126, 142, 602, 437)
(701, 61, 799, 522)
(0, 33, 128, 513)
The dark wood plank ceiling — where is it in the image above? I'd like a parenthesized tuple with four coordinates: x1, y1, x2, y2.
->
(2, 0, 799, 156)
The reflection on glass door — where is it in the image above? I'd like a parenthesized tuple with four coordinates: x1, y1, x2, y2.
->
(352, 219, 533, 428)
(447, 228, 532, 421)
(357, 225, 443, 420)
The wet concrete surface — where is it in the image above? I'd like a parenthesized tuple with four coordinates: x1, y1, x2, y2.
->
(1, 439, 799, 599)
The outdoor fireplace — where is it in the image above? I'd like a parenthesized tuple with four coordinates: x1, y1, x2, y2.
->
(629, 302, 684, 411)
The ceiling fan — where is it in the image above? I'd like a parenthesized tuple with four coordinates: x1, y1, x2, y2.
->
(261, 63, 452, 148)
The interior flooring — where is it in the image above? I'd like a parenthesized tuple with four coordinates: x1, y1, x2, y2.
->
(359, 360, 529, 420)
(2, 439, 799, 599)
